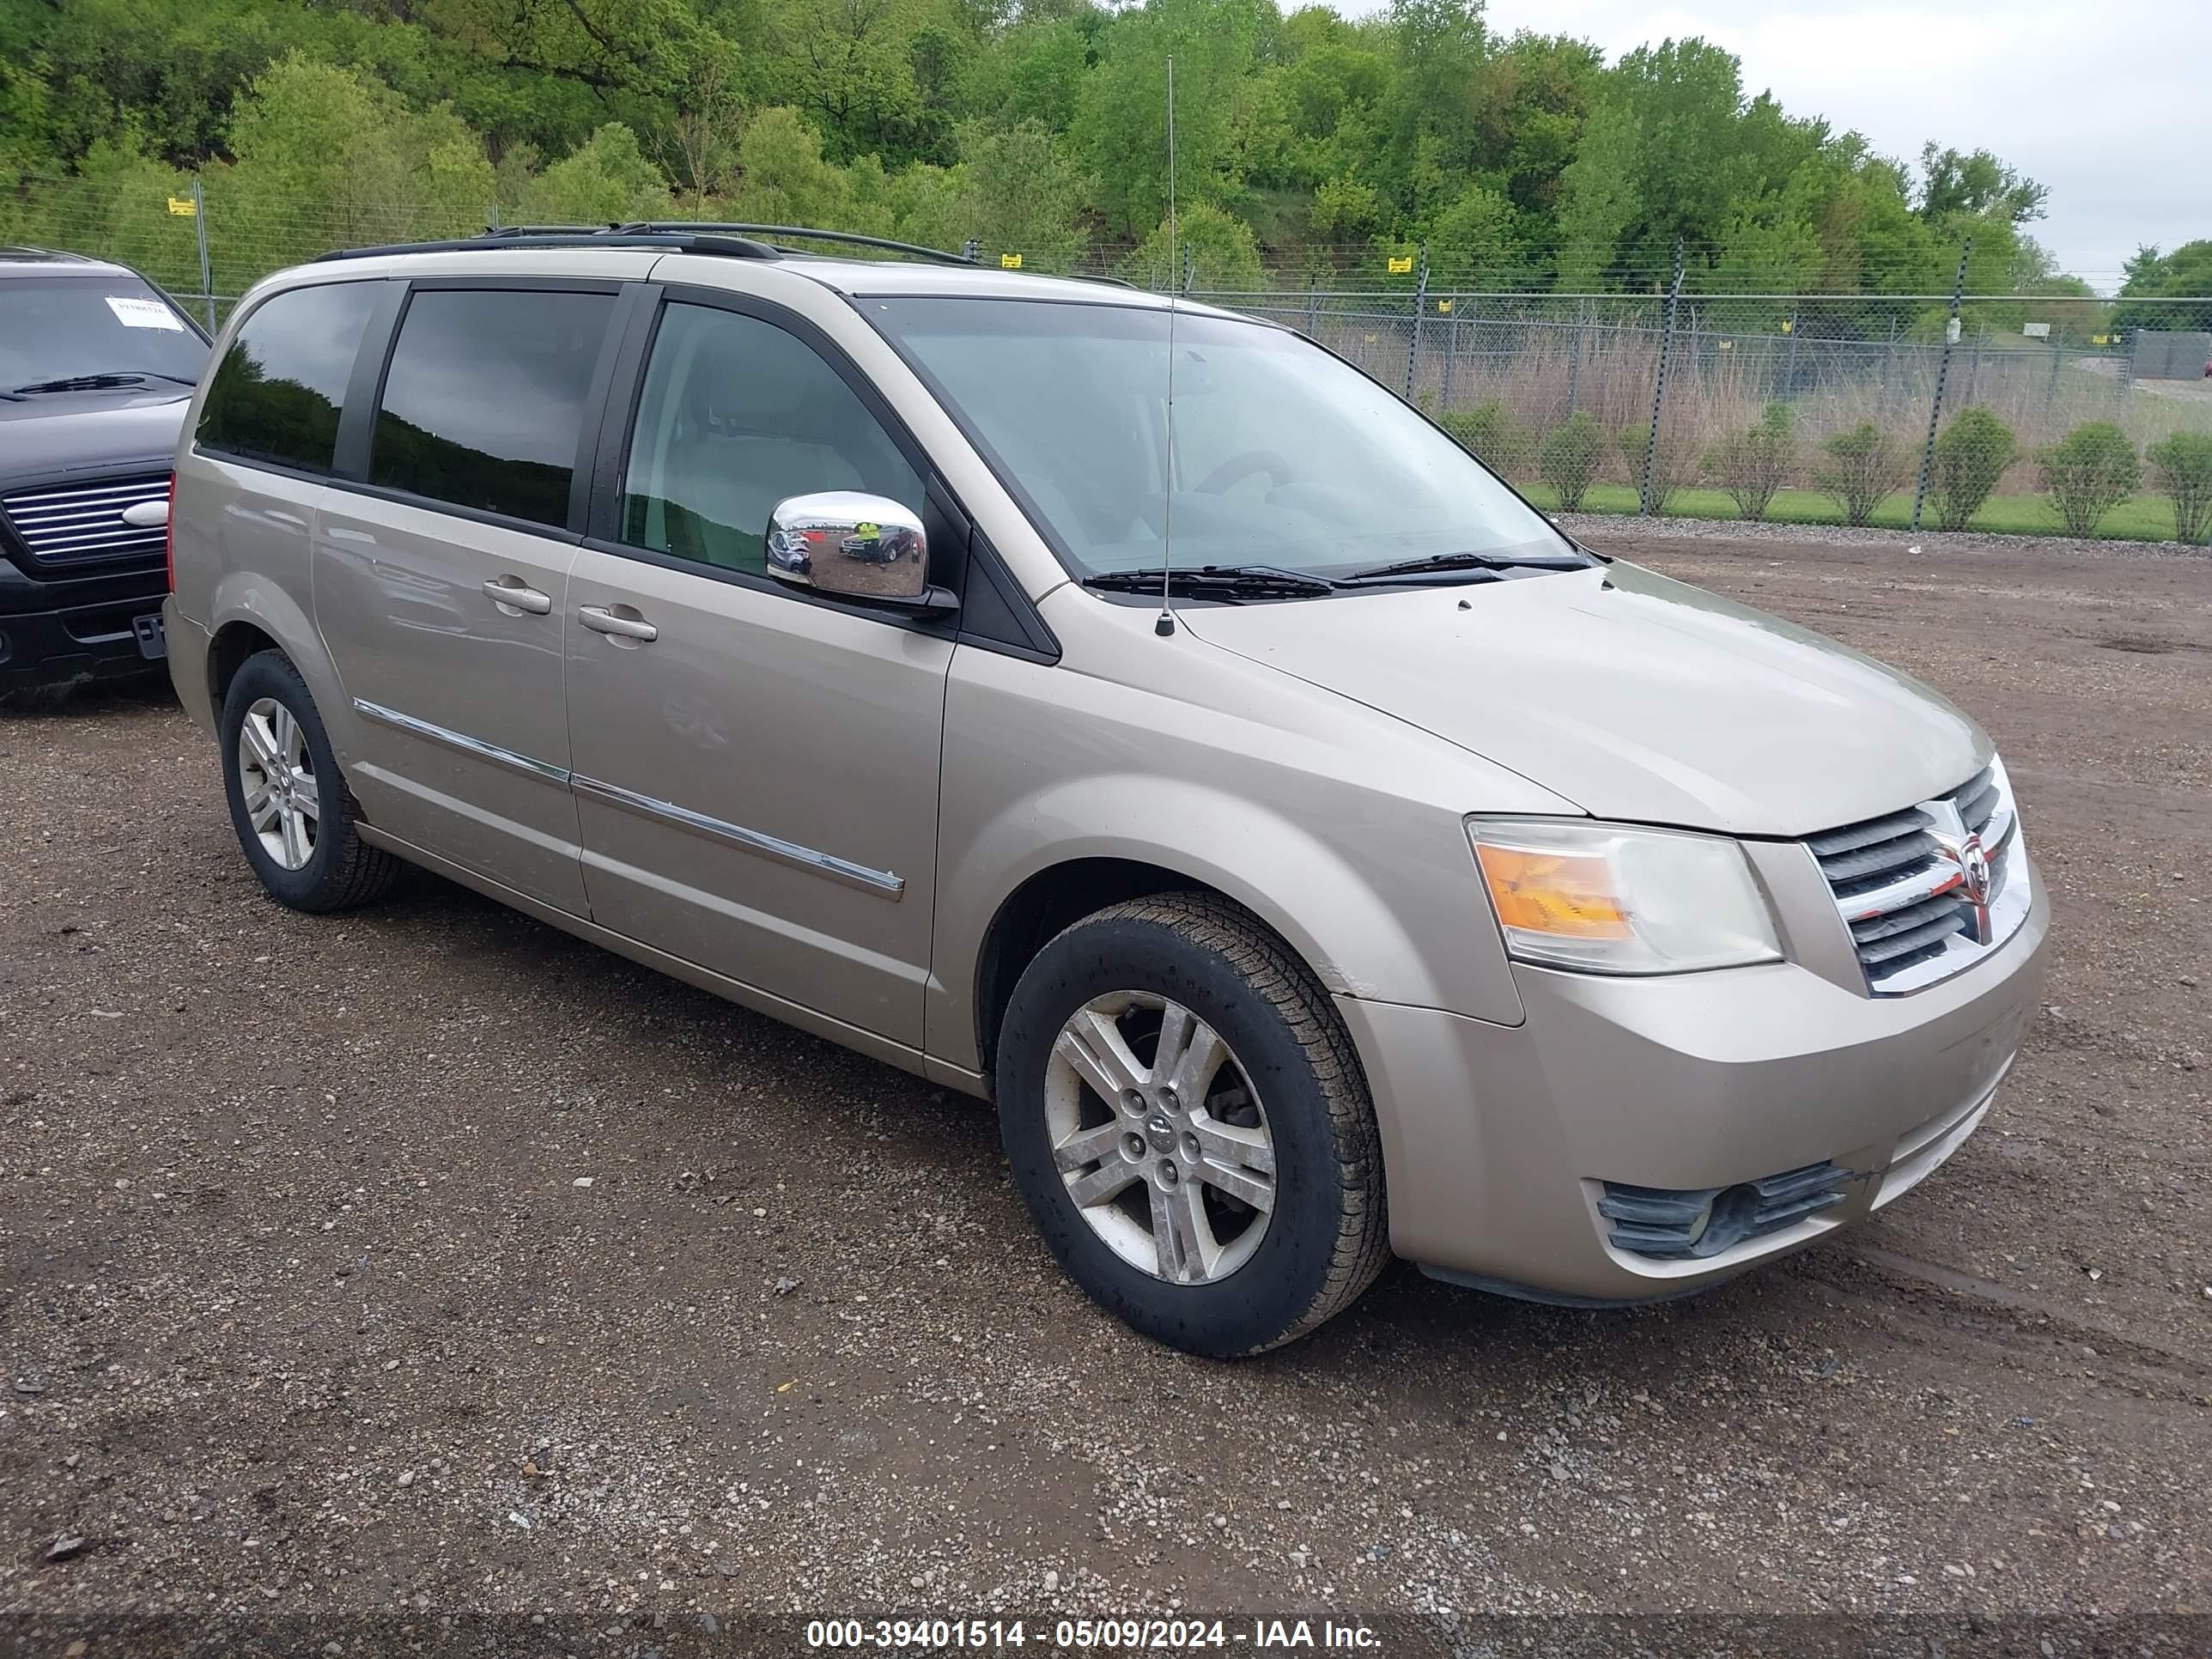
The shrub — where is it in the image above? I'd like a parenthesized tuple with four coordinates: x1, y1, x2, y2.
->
(2146, 431, 2212, 545)
(1438, 400, 1534, 477)
(1619, 421, 1698, 515)
(1813, 422, 1906, 526)
(1536, 412, 1604, 512)
(1705, 402, 1796, 520)
(1928, 407, 2015, 531)
(2039, 422, 2141, 536)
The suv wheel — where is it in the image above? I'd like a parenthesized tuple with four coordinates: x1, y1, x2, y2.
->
(997, 894, 1389, 1356)
(219, 650, 399, 912)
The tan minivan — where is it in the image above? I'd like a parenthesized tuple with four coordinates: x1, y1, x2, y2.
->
(164, 228, 2049, 1356)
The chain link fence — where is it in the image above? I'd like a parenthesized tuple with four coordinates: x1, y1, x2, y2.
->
(1207, 278, 2212, 541)
(9, 170, 2210, 543)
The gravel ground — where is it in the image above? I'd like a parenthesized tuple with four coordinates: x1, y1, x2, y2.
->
(2, 526, 2209, 1647)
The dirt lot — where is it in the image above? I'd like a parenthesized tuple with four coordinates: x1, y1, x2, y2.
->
(2, 527, 2209, 1648)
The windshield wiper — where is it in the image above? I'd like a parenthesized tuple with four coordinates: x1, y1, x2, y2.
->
(11, 373, 149, 394)
(1082, 563, 1342, 599)
(1340, 549, 1588, 584)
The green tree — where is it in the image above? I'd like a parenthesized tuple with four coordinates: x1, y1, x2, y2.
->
(2146, 432, 2212, 545)
(1309, 173, 1384, 240)
(727, 106, 852, 226)
(219, 54, 493, 277)
(1917, 144, 2046, 226)
(522, 123, 670, 223)
(1438, 401, 1534, 477)
(1928, 408, 2015, 532)
(1705, 402, 1795, 520)
(1127, 199, 1262, 289)
(1536, 411, 1603, 510)
(2039, 422, 2140, 537)
(1071, 0, 1268, 234)
(1813, 422, 1905, 526)
(2112, 241, 2212, 331)
(957, 119, 1087, 267)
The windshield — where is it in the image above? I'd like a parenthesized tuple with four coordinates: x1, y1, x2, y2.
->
(867, 296, 1577, 581)
(1, 275, 208, 389)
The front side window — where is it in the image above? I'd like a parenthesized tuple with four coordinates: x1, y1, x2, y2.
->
(621, 302, 922, 574)
(867, 297, 1577, 580)
(197, 281, 377, 474)
(369, 288, 615, 528)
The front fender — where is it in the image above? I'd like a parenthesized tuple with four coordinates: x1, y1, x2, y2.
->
(929, 771, 1529, 1079)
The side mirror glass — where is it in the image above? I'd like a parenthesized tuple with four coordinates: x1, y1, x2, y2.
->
(765, 492, 928, 603)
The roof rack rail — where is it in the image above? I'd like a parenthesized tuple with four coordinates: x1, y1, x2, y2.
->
(611, 222, 977, 267)
(479, 222, 618, 238)
(313, 231, 781, 264)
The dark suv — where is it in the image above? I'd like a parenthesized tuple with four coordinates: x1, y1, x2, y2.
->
(1, 248, 210, 696)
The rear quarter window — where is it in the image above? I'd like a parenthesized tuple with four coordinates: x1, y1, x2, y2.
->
(196, 282, 380, 475)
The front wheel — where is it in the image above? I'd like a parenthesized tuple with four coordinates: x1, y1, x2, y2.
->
(996, 894, 1389, 1356)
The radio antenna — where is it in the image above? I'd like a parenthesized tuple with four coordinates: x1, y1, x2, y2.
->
(1155, 53, 1180, 639)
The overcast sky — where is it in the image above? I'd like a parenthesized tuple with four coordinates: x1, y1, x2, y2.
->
(1338, 0, 2212, 289)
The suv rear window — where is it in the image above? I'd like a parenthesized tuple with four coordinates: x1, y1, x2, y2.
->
(197, 282, 380, 475)
(368, 288, 615, 529)
(2, 274, 207, 391)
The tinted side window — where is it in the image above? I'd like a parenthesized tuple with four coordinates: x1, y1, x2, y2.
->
(369, 289, 615, 528)
(196, 282, 380, 474)
(621, 303, 922, 574)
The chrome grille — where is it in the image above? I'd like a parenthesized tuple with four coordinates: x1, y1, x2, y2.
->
(1, 474, 168, 563)
(1810, 757, 2029, 995)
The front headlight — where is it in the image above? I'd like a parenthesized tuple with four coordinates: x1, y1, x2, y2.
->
(1467, 818, 1782, 975)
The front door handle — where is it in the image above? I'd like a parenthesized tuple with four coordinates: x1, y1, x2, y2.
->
(577, 605, 658, 643)
(482, 576, 552, 615)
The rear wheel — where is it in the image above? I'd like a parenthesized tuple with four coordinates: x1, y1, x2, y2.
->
(219, 650, 398, 912)
(997, 894, 1389, 1356)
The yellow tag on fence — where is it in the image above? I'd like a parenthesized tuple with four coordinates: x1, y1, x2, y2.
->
(1000, 252, 1022, 269)
(1437, 298, 1453, 313)
(1387, 255, 1413, 274)
(167, 197, 197, 217)
(1779, 318, 1792, 334)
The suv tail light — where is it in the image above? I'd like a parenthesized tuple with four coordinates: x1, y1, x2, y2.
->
(164, 471, 177, 592)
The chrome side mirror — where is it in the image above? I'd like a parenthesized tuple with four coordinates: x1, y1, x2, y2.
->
(765, 491, 930, 604)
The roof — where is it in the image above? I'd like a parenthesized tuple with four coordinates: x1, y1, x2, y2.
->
(787, 259, 1182, 307)
(294, 224, 1253, 317)
(0, 246, 132, 276)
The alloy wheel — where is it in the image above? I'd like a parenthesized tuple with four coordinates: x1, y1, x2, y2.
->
(237, 696, 319, 871)
(1042, 992, 1276, 1285)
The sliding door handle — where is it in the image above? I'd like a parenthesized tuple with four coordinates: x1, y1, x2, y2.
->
(577, 605, 658, 643)
(482, 577, 552, 615)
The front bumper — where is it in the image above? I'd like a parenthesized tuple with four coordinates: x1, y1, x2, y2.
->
(1341, 862, 2051, 1303)
(0, 582, 170, 690)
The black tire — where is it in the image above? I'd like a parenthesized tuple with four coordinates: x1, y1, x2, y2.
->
(219, 649, 399, 912)
(997, 894, 1389, 1357)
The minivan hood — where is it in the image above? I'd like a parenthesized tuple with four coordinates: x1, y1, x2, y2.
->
(0, 388, 191, 480)
(1177, 560, 1985, 837)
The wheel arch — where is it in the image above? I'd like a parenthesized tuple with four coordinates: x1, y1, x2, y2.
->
(203, 573, 351, 753)
(940, 781, 1440, 1085)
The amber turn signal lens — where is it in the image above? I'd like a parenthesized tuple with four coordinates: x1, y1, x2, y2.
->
(1474, 843, 1632, 939)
